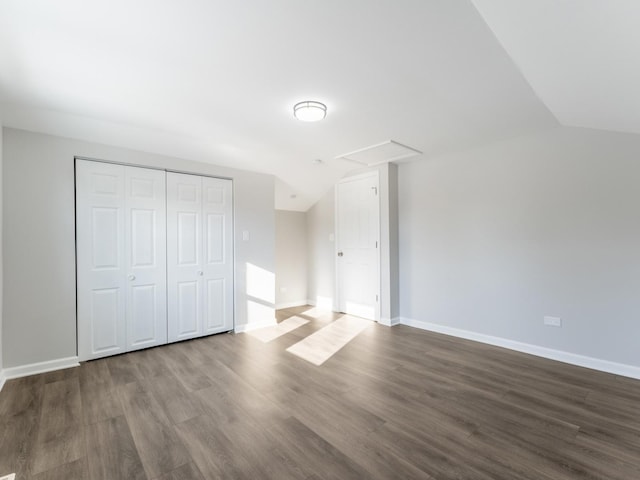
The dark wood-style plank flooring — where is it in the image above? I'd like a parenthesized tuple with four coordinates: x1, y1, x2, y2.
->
(1, 306, 640, 479)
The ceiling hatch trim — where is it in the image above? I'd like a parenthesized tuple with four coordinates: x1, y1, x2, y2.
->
(335, 140, 423, 167)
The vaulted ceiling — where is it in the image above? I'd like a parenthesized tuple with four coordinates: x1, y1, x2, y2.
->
(0, 1, 635, 210)
(472, 0, 640, 134)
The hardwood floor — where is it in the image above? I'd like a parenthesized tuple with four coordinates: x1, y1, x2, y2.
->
(1, 305, 640, 479)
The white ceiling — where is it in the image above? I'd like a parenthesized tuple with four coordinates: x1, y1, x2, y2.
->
(471, 0, 640, 136)
(0, 1, 574, 210)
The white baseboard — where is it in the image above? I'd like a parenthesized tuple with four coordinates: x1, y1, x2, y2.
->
(235, 319, 278, 333)
(0, 371, 6, 392)
(401, 317, 640, 380)
(275, 300, 309, 310)
(379, 317, 401, 327)
(306, 298, 337, 311)
(1, 356, 80, 385)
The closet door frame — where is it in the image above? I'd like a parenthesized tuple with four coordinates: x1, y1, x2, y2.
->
(166, 172, 204, 342)
(75, 157, 235, 361)
(201, 175, 234, 336)
(124, 165, 168, 352)
(166, 172, 235, 343)
(76, 160, 127, 361)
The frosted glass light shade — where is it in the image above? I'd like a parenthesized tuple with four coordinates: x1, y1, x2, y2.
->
(293, 101, 327, 122)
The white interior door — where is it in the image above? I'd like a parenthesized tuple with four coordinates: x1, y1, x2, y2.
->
(78, 162, 233, 359)
(167, 173, 202, 342)
(77, 160, 168, 360)
(124, 166, 167, 351)
(167, 173, 233, 342)
(77, 160, 127, 360)
(336, 172, 380, 321)
(201, 176, 234, 335)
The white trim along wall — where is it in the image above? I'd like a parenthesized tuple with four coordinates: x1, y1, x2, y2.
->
(1, 356, 80, 383)
(402, 317, 640, 380)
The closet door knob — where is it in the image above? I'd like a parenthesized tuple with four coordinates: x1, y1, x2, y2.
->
(197, 271, 204, 276)
(128, 274, 136, 281)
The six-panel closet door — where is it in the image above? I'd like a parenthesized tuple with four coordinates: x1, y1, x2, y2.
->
(167, 172, 234, 342)
(76, 160, 167, 361)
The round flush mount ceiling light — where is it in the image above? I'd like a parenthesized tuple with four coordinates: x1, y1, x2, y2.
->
(293, 101, 327, 122)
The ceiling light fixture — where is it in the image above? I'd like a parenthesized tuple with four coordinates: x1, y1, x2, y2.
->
(293, 101, 327, 122)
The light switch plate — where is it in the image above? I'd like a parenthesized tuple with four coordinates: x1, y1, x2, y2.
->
(242, 230, 250, 241)
(544, 316, 562, 327)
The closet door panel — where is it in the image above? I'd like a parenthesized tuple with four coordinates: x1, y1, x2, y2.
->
(129, 284, 157, 344)
(178, 212, 199, 265)
(124, 166, 167, 351)
(76, 160, 127, 360)
(202, 177, 234, 334)
(177, 281, 199, 337)
(205, 278, 226, 332)
(205, 214, 224, 263)
(92, 207, 120, 268)
(90, 288, 121, 353)
(167, 173, 203, 342)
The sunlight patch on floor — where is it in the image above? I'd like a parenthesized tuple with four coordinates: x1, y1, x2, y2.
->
(246, 316, 309, 343)
(299, 306, 334, 319)
(286, 316, 372, 365)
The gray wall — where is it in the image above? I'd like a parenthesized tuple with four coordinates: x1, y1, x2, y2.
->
(0, 126, 3, 376)
(2, 127, 275, 369)
(379, 163, 400, 323)
(275, 210, 307, 308)
(398, 126, 640, 367)
(306, 188, 335, 309)
(389, 164, 400, 320)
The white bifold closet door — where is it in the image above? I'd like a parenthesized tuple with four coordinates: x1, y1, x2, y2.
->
(76, 160, 167, 361)
(167, 172, 234, 342)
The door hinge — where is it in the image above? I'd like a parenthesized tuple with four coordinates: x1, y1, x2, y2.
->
(372, 186, 378, 196)
(375, 294, 379, 302)
(375, 241, 378, 248)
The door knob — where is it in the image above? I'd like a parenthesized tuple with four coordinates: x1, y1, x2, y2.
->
(128, 274, 136, 281)
(197, 271, 204, 276)
(337, 251, 343, 257)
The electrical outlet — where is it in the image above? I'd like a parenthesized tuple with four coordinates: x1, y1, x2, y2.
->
(544, 316, 562, 327)
(0, 473, 16, 480)
(242, 230, 250, 241)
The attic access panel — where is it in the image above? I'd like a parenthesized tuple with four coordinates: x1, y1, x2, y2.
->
(335, 140, 422, 166)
